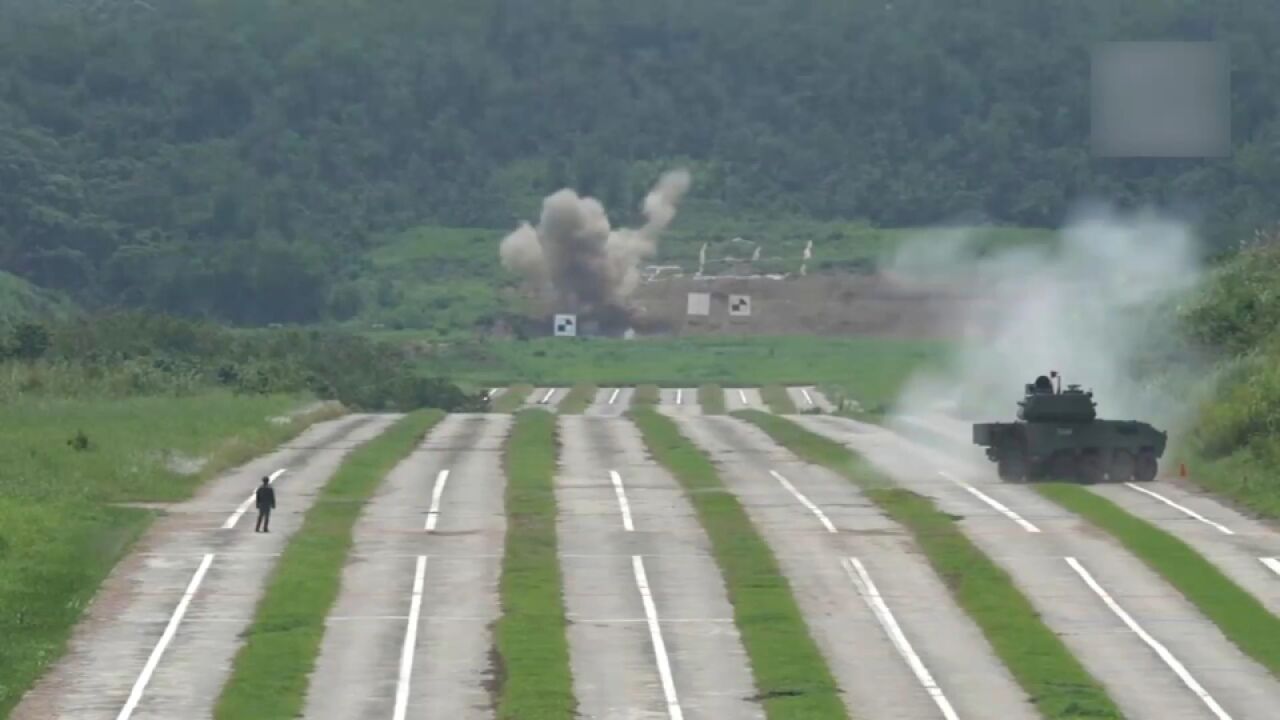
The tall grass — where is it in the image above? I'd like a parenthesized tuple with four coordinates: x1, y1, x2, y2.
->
(556, 383, 597, 414)
(632, 384, 660, 404)
(1176, 240, 1280, 518)
(698, 384, 726, 415)
(760, 385, 798, 414)
(492, 383, 535, 413)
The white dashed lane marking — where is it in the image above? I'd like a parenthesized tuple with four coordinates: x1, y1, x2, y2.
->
(632, 556, 684, 720)
(769, 470, 837, 533)
(117, 553, 215, 720)
(844, 557, 960, 720)
(937, 471, 1040, 533)
(1124, 483, 1234, 535)
(610, 470, 635, 532)
(1066, 557, 1232, 720)
(424, 469, 450, 532)
(392, 556, 428, 720)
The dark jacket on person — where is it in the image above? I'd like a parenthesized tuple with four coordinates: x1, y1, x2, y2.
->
(256, 485, 276, 510)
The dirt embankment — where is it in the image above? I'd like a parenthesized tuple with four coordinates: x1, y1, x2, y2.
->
(625, 272, 991, 339)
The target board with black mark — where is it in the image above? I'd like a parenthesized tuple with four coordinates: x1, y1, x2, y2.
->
(554, 313, 577, 337)
(728, 295, 752, 317)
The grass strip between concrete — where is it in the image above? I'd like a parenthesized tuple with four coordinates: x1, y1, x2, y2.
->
(1037, 483, 1280, 677)
(632, 384, 660, 405)
(698, 383, 726, 415)
(630, 407, 849, 719)
(213, 409, 443, 720)
(760, 385, 799, 414)
(492, 383, 534, 413)
(739, 410, 1124, 720)
(556, 383, 597, 414)
(494, 410, 576, 719)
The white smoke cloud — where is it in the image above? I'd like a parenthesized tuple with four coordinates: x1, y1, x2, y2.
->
(888, 207, 1206, 437)
(500, 169, 691, 324)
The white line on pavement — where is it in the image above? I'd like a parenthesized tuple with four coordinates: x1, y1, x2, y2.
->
(608, 388, 620, 404)
(117, 553, 215, 720)
(737, 389, 748, 405)
(1261, 557, 1280, 577)
(610, 470, 635, 531)
(1124, 483, 1234, 535)
(568, 616, 736, 624)
(844, 558, 959, 720)
(938, 471, 1040, 533)
(223, 468, 287, 529)
(539, 388, 555, 404)
(393, 556, 428, 720)
(425, 470, 450, 531)
(632, 555, 684, 720)
(1065, 557, 1232, 720)
(769, 470, 837, 533)
(800, 388, 814, 405)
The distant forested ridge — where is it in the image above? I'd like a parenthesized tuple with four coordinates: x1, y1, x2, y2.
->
(1, 0, 1278, 323)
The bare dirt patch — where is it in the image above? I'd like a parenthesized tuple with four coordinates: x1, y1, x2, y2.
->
(624, 271, 986, 339)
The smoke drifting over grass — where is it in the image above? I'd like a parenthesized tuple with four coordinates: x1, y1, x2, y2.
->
(888, 208, 1207, 435)
(500, 169, 691, 329)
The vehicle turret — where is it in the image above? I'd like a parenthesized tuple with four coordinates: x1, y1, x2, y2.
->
(1017, 374, 1096, 422)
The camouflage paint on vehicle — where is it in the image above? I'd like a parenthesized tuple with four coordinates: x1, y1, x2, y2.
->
(972, 373, 1167, 483)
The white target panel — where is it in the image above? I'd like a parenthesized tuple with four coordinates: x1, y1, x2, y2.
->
(728, 294, 752, 317)
(553, 313, 577, 337)
(686, 292, 710, 316)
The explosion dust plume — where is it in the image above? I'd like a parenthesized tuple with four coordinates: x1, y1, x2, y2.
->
(499, 169, 691, 328)
(886, 207, 1208, 440)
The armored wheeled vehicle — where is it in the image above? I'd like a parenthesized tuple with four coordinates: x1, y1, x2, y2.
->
(972, 373, 1166, 483)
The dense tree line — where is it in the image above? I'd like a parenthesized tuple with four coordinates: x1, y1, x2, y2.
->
(0, 310, 483, 411)
(1, 0, 1277, 323)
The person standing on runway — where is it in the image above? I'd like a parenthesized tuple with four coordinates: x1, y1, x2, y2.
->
(255, 476, 276, 533)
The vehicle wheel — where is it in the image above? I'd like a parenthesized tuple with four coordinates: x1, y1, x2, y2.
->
(1078, 452, 1106, 484)
(1134, 452, 1158, 482)
(1109, 451, 1135, 483)
(1049, 452, 1077, 482)
(998, 454, 1028, 482)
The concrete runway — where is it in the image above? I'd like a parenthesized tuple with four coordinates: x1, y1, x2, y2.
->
(302, 413, 511, 720)
(898, 412, 1280, 617)
(584, 387, 634, 416)
(674, 415, 1037, 719)
(12, 414, 399, 720)
(786, 386, 836, 413)
(794, 413, 1280, 720)
(723, 387, 764, 411)
(529, 387, 566, 408)
(555, 415, 764, 720)
(658, 387, 700, 415)
(19, 399, 1280, 720)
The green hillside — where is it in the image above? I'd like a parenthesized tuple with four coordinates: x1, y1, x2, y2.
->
(1, 0, 1277, 324)
(0, 271, 75, 325)
(1179, 234, 1280, 516)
